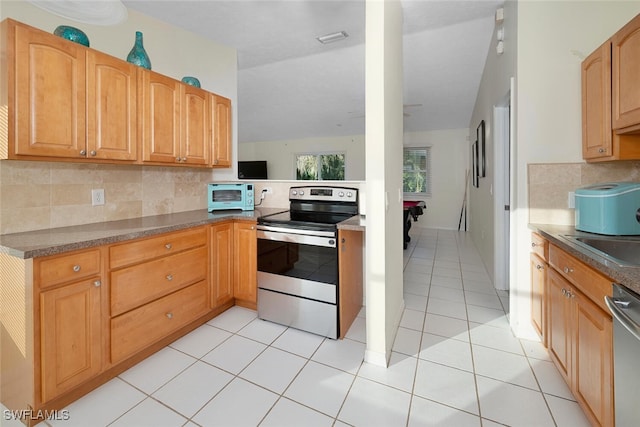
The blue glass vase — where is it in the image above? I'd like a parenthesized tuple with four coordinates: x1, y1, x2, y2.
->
(126, 31, 151, 70)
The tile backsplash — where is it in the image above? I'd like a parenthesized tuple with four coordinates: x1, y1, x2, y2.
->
(0, 160, 213, 234)
(0, 160, 365, 235)
(529, 161, 640, 225)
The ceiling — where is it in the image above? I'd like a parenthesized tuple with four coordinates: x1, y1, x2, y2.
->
(123, 0, 503, 143)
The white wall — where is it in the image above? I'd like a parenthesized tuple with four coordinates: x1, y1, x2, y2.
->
(364, 0, 404, 367)
(404, 129, 468, 230)
(1, 0, 239, 182)
(470, 0, 640, 339)
(238, 135, 365, 180)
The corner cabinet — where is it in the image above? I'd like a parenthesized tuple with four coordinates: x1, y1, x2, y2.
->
(581, 14, 640, 162)
(233, 221, 257, 309)
(212, 95, 232, 167)
(547, 243, 613, 427)
(210, 222, 234, 309)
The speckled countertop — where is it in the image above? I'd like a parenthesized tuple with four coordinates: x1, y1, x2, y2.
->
(0, 208, 366, 259)
(0, 208, 287, 259)
(531, 224, 640, 296)
(336, 215, 366, 231)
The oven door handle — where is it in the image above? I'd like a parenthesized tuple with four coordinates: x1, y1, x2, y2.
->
(256, 224, 335, 238)
(257, 229, 336, 248)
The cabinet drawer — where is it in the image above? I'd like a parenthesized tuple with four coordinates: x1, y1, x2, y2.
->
(549, 244, 612, 312)
(109, 227, 206, 269)
(111, 246, 207, 316)
(110, 280, 209, 363)
(531, 232, 548, 260)
(37, 249, 101, 289)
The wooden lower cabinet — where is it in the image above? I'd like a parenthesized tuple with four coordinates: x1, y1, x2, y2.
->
(547, 251, 614, 427)
(233, 221, 257, 309)
(40, 276, 103, 403)
(530, 252, 547, 344)
(338, 229, 363, 338)
(111, 281, 209, 363)
(211, 222, 234, 308)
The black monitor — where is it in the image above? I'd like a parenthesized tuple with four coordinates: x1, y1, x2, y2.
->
(238, 161, 268, 179)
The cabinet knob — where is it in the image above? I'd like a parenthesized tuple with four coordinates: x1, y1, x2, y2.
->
(90, 150, 97, 156)
(181, 157, 187, 162)
(531, 242, 537, 247)
(176, 157, 181, 162)
(342, 238, 346, 243)
(94, 280, 101, 287)
(562, 288, 567, 296)
(598, 148, 605, 153)
(80, 150, 87, 156)
(563, 266, 574, 274)
(536, 264, 544, 270)
(73, 265, 81, 272)
(166, 274, 173, 281)
(165, 243, 172, 250)
(214, 159, 219, 165)
(166, 312, 173, 319)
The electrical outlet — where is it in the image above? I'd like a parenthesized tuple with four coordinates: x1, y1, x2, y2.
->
(92, 189, 105, 206)
(264, 187, 273, 194)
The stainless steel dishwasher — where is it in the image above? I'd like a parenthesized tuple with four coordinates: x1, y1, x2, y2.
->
(604, 283, 640, 426)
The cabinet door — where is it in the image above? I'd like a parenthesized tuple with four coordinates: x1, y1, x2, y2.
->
(40, 278, 102, 402)
(211, 222, 234, 308)
(212, 95, 232, 167)
(612, 14, 640, 130)
(572, 290, 614, 427)
(141, 71, 181, 163)
(530, 252, 546, 344)
(546, 268, 572, 383)
(181, 85, 210, 165)
(338, 229, 363, 338)
(13, 22, 86, 158)
(582, 42, 612, 159)
(87, 51, 137, 161)
(233, 221, 257, 308)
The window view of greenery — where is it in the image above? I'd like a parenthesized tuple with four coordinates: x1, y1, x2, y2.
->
(403, 147, 431, 196)
(296, 153, 345, 180)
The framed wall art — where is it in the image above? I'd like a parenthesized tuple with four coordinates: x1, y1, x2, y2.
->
(477, 120, 486, 177)
(472, 141, 479, 188)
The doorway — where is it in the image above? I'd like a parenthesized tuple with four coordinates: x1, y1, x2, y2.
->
(493, 83, 514, 293)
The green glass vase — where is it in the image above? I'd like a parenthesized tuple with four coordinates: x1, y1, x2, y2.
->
(126, 31, 151, 70)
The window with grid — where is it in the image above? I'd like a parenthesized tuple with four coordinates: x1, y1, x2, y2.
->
(296, 153, 345, 180)
(403, 147, 431, 197)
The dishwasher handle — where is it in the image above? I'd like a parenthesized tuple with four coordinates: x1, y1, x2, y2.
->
(605, 294, 640, 342)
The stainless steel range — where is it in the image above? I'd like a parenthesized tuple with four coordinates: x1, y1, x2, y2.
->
(257, 186, 358, 339)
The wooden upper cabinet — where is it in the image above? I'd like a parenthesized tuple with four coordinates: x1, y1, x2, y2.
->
(612, 13, 640, 131)
(212, 94, 232, 167)
(12, 21, 86, 159)
(141, 70, 212, 166)
(141, 70, 181, 163)
(181, 84, 211, 166)
(87, 51, 137, 161)
(582, 42, 612, 160)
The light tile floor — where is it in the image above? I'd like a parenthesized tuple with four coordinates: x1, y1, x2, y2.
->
(4, 228, 592, 427)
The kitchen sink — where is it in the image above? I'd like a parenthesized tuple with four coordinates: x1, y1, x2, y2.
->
(562, 235, 640, 267)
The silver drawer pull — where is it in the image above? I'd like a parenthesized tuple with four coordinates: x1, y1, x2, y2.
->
(166, 312, 173, 319)
(80, 149, 87, 156)
(563, 267, 574, 274)
(90, 150, 97, 156)
(165, 243, 172, 250)
(166, 274, 173, 281)
(562, 288, 567, 296)
(536, 264, 544, 270)
(94, 280, 101, 287)
(73, 265, 81, 272)
(531, 242, 537, 247)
